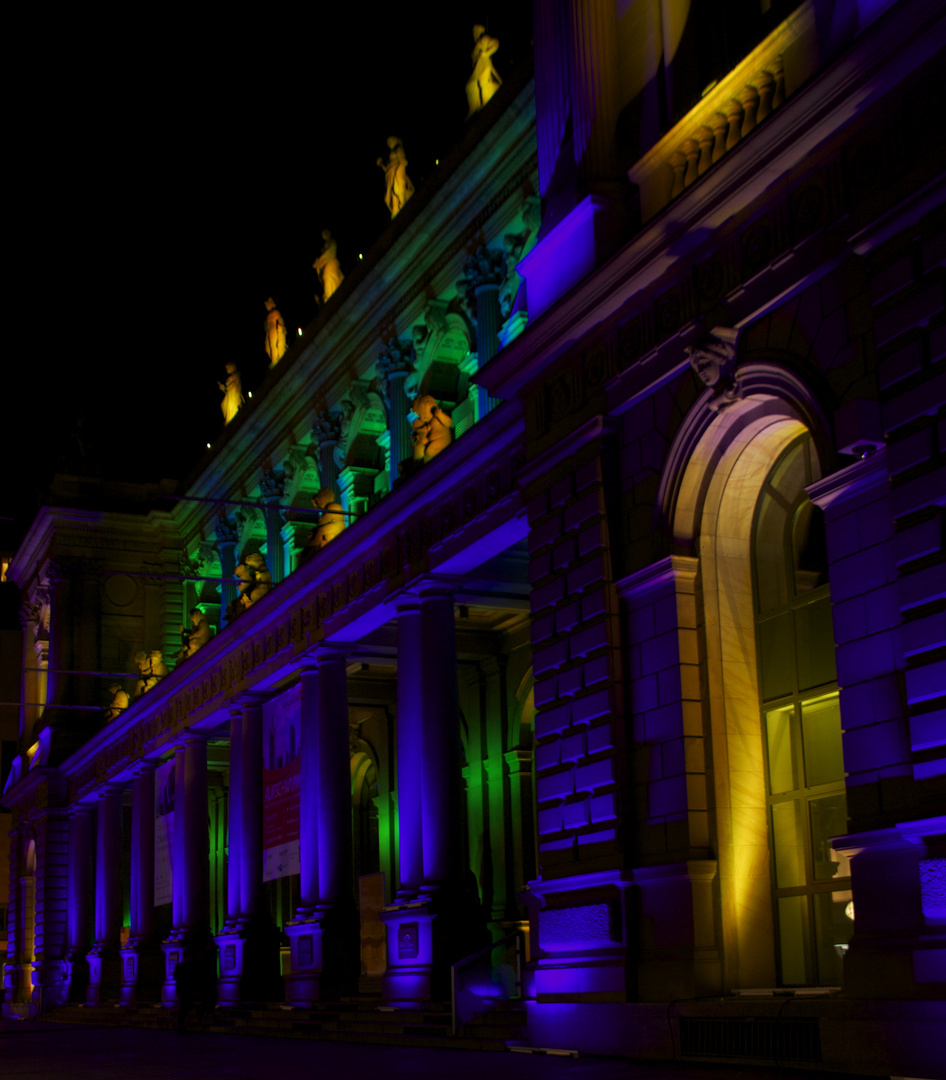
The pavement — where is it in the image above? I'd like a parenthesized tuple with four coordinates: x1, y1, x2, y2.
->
(0, 1019, 898, 1080)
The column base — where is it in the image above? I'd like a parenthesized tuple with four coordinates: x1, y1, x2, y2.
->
(160, 930, 215, 1006)
(380, 901, 435, 1008)
(215, 918, 282, 1006)
(284, 905, 358, 1005)
(85, 943, 121, 1004)
(59, 949, 89, 1004)
(119, 939, 163, 1004)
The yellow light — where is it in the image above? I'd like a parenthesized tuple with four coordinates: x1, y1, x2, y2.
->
(297, 328, 302, 336)
(359, 254, 364, 261)
(248, 391, 253, 399)
(435, 158, 439, 165)
(206, 442, 211, 449)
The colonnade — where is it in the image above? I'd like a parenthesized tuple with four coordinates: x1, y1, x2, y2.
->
(57, 582, 469, 1007)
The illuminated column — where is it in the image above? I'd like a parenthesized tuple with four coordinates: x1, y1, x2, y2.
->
(86, 784, 123, 1004)
(216, 517, 238, 625)
(377, 344, 414, 486)
(394, 594, 424, 896)
(418, 581, 462, 888)
(461, 247, 505, 419)
(162, 735, 209, 1004)
(217, 695, 277, 1006)
(121, 763, 160, 1004)
(567, 0, 621, 186)
(261, 467, 287, 583)
(314, 409, 343, 497)
(285, 652, 356, 1003)
(63, 806, 94, 1002)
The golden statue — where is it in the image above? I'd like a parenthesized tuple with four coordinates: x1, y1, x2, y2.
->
(176, 608, 211, 661)
(264, 297, 287, 366)
(410, 395, 453, 463)
(377, 137, 414, 219)
(306, 488, 345, 554)
(105, 683, 129, 721)
(219, 362, 245, 425)
(313, 230, 344, 303)
(240, 552, 273, 609)
(465, 25, 502, 118)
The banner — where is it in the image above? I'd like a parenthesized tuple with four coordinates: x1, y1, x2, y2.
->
(263, 683, 302, 881)
(154, 759, 175, 906)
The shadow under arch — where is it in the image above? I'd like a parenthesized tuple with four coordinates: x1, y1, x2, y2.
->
(659, 370, 833, 991)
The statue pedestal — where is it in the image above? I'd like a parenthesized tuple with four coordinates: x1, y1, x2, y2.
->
(85, 943, 121, 1004)
(379, 900, 436, 1008)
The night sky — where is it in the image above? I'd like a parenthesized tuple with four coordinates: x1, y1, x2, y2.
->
(4, 6, 533, 548)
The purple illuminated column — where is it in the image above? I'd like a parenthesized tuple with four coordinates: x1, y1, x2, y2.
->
(395, 594, 424, 896)
(314, 648, 353, 906)
(225, 706, 242, 923)
(65, 806, 93, 999)
(93, 786, 123, 947)
(129, 765, 156, 941)
(172, 736, 209, 933)
(239, 696, 264, 919)
(297, 666, 320, 913)
(418, 581, 462, 887)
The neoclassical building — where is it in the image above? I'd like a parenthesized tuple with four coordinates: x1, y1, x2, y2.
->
(3, 2, 944, 1075)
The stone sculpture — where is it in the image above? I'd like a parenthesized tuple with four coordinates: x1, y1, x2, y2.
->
(686, 326, 742, 411)
(219, 363, 245, 425)
(177, 608, 211, 661)
(313, 230, 345, 303)
(465, 25, 502, 118)
(241, 552, 273, 609)
(264, 298, 288, 366)
(132, 650, 165, 697)
(304, 488, 345, 557)
(105, 683, 129, 721)
(377, 137, 414, 219)
(410, 395, 453, 463)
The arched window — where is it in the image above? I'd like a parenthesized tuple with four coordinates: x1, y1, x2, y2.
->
(753, 433, 852, 985)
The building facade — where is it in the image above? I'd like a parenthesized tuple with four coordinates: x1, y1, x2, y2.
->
(3, 1, 944, 1074)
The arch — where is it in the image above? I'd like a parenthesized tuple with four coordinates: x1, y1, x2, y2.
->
(668, 382, 828, 990)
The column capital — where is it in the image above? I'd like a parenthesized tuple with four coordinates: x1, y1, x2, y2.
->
(414, 574, 466, 601)
(313, 643, 349, 667)
(131, 760, 159, 778)
(236, 691, 270, 711)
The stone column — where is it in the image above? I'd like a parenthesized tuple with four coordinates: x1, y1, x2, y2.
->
(217, 695, 280, 1005)
(460, 247, 505, 420)
(121, 764, 160, 1003)
(285, 651, 357, 1003)
(314, 409, 343, 498)
(377, 344, 414, 486)
(216, 517, 238, 625)
(86, 785, 123, 1003)
(162, 735, 210, 1004)
(63, 807, 94, 1002)
(394, 594, 424, 897)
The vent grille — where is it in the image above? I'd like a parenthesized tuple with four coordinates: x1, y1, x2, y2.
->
(680, 1018, 821, 1062)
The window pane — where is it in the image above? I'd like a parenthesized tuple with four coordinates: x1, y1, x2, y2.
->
(813, 890, 853, 985)
(802, 695, 844, 787)
(765, 706, 795, 794)
(772, 799, 807, 888)
(755, 493, 789, 613)
(794, 597, 837, 691)
(810, 792, 849, 881)
(778, 895, 810, 985)
(759, 612, 793, 700)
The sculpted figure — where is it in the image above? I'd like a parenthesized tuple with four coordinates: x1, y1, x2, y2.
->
(410, 395, 453, 463)
(686, 326, 742, 411)
(105, 682, 129, 721)
(241, 552, 273, 608)
(465, 25, 502, 118)
(177, 608, 211, 661)
(218, 362, 245, 424)
(150, 650, 169, 683)
(305, 488, 345, 556)
(264, 298, 287, 366)
(377, 137, 414, 219)
(313, 230, 344, 303)
(133, 650, 156, 697)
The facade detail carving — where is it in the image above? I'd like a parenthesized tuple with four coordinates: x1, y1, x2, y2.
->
(685, 326, 742, 411)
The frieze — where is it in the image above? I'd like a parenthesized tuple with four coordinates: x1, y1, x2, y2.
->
(332, 580, 343, 611)
(11, 777, 49, 826)
(463, 486, 477, 523)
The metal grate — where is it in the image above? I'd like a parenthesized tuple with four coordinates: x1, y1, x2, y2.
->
(680, 1018, 821, 1062)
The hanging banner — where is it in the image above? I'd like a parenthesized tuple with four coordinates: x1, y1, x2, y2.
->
(263, 682, 302, 882)
(154, 759, 175, 906)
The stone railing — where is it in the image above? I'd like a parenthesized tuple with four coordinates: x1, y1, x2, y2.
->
(628, 1, 819, 223)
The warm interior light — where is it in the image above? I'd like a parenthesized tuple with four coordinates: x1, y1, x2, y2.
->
(248, 392, 253, 399)
(206, 442, 211, 449)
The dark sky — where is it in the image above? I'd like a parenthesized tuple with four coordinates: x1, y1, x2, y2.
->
(5, 5, 533, 547)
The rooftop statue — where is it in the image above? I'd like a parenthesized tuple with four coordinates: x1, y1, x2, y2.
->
(218, 362, 245, 425)
(132, 650, 164, 697)
(104, 682, 129, 721)
(313, 230, 344, 304)
(264, 297, 288, 366)
(176, 608, 211, 662)
(303, 488, 345, 560)
(465, 25, 502, 119)
(410, 394, 453, 464)
(377, 137, 414, 219)
(239, 552, 273, 611)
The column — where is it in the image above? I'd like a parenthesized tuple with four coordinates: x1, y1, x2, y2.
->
(460, 247, 504, 420)
(314, 409, 343, 498)
(217, 696, 281, 1005)
(215, 518, 238, 626)
(86, 785, 123, 1003)
(285, 651, 357, 1003)
(161, 736, 210, 1004)
(121, 764, 161, 1003)
(377, 345, 414, 486)
(63, 807, 94, 1002)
